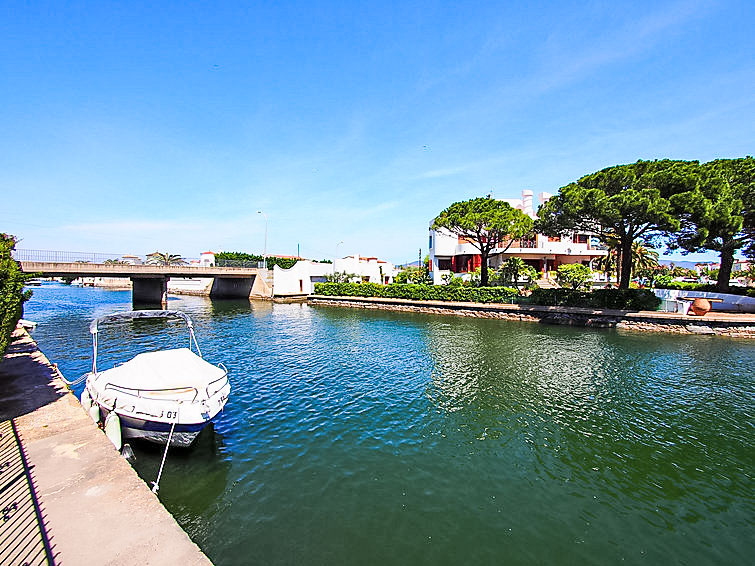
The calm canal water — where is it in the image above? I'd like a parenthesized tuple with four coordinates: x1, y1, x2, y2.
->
(23, 283, 755, 565)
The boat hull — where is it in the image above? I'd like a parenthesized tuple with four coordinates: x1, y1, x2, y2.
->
(99, 406, 211, 448)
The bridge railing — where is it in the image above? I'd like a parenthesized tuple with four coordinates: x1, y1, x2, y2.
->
(12, 249, 208, 266)
(12, 249, 127, 263)
(215, 259, 266, 269)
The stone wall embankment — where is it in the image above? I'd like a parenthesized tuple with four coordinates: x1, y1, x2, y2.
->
(308, 296, 755, 338)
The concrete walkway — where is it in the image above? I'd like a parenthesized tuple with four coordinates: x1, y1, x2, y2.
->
(0, 327, 212, 565)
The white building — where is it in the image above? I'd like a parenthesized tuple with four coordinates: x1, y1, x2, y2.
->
(333, 255, 397, 284)
(273, 255, 397, 297)
(199, 251, 215, 266)
(429, 190, 608, 285)
(272, 260, 334, 296)
(120, 254, 143, 265)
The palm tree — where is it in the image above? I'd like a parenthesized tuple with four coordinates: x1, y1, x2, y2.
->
(597, 242, 659, 283)
(631, 243, 659, 273)
(147, 252, 186, 266)
(596, 249, 617, 277)
(500, 257, 538, 293)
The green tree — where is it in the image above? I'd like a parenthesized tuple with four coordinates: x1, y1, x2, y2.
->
(741, 264, 755, 285)
(146, 252, 187, 266)
(432, 197, 533, 287)
(1, 234, 33, 357)
(555, 263, 593, 290)
(536, 160, 686, 288)
(440, 273, 464, 286)
(325, 271, 358, 283)
(395, 265, 431, 285)
(666, 157, 755, 292)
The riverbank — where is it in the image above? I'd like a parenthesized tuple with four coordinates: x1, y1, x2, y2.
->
(0, 326, 212, 565)
(308, 295, 755, 338)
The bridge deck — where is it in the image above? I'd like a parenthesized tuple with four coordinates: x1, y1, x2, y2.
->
(20, 261, 260, 278)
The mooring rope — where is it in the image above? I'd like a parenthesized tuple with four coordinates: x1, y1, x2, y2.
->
(53, 363, 89, 388)
(151, 405, 179, 494)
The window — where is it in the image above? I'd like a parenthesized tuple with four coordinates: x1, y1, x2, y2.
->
(429, 234, 433, 250)
(574, 234, 589, 244)
(438, 259, 451, 270)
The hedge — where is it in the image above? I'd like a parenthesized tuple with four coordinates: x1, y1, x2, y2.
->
(313, 283, 519, 303)
(654, 281, 755, 298)
(215, 252, 298, 270)
(1, 234, 32, 358)
(528, 288, 661, 311)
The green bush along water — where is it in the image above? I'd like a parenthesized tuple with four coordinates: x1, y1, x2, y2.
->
(315, 282, 519, 303)
(0, 234, 32, 356)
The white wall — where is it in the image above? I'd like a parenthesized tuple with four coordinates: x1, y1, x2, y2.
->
(653, 288, 755, 313)
(273, 260, 335, 295)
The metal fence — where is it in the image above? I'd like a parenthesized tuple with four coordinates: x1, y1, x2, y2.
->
(12, 249, 127, 263)
(215, 259, 266, 269)
(12, 249, 206, 265)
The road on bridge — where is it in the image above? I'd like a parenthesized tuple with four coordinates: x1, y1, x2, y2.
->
(20, 262, 260, 278)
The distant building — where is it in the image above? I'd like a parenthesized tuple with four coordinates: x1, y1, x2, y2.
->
(334, 255, 397, 285)
(199, 251, 215, 266)
(732, 259, 751, 273)
(694, 262, 720, 274)
(428, 190, 608, 284)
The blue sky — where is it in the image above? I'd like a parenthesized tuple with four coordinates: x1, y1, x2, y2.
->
(1, 0, 753, 264)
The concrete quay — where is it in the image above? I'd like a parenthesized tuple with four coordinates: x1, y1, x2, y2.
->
(0, 327, 212, 565)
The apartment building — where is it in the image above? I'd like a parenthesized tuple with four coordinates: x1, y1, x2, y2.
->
(428, 190, 608, 284)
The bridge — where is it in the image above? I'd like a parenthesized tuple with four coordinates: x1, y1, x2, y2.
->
(17, 252, 270, 305)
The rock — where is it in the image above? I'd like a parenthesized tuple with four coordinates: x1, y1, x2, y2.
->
(685, 325, 716, 335)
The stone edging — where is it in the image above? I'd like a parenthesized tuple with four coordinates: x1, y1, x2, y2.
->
(308, 295, 755, 338)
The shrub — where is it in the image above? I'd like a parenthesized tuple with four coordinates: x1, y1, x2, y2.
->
(216, 251, 298, 270)
(528, 288, 661, 311)
(1, 234, 33, 358)
(313, 283, 519, 303)
(555, 264, 592, 290)
(494, 257, 538, 293)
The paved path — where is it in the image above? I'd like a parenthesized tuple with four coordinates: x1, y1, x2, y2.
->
(0, 328, 212, 565)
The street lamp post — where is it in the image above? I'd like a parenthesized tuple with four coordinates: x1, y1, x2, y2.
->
(257, 210, 268, 268)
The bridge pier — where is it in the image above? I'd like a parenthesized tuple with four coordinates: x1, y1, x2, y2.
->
(209, 277, 254, 299)
(132, 277, 168, 306)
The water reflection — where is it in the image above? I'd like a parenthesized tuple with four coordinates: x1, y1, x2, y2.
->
(129, 424, 232, 520)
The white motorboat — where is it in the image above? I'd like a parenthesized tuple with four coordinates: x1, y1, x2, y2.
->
(81, 310, 230, 448)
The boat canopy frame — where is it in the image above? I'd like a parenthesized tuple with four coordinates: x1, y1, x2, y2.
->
(90, 310, 203, 374)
